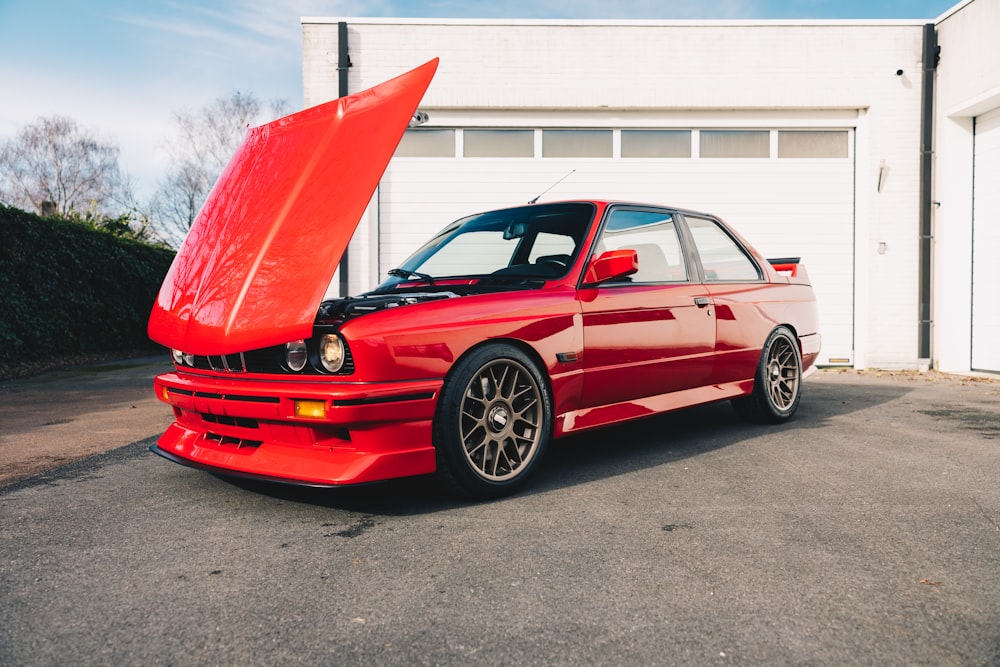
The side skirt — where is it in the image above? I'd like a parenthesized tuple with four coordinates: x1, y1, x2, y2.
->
(554, 379, 753, 437)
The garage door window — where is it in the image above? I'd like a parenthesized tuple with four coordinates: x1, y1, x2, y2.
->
(621, 130, 692, 158)
(700, 130, 769, 158)
(778, 131, 849, 158)
(464, 129, 534, 157)
(395, 129, 456, 157)
(543, 130, 613, 158)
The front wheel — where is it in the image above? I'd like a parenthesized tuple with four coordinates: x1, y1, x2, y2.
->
(732, 326, 802, 424)
(434, 344, 552, 499)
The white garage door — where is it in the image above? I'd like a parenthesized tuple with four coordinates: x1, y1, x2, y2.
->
(379, 125, 855, 366)
(972, 107, 1000, 373)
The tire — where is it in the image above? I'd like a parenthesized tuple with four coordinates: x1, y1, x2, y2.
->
(732, 326, 802, 424)
(434, 344, 552, 499)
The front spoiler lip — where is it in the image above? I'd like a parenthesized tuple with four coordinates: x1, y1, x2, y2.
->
(150, 443, 347, 489)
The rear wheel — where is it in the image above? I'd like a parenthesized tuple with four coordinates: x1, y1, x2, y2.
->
(434, 344, 552, 499)
(732, 326, 802, 423)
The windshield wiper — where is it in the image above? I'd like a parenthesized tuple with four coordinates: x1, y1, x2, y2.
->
(387, 268, 435, 284)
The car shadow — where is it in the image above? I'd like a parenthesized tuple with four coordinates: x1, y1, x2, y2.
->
(218, 378, 911, 514)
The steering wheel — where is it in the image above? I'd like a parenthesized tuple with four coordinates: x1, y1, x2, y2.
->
(535, 254, 571, 269)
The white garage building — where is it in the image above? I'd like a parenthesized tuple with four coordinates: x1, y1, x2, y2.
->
(301, 0, 999, 374)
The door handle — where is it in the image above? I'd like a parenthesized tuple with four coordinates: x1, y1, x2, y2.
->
(694, 297, 712, 308)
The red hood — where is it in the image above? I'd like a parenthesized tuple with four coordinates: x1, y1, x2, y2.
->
(148, 59, 439, 355)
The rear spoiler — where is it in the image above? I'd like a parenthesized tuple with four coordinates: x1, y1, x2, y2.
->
(768, 257, 811, 284)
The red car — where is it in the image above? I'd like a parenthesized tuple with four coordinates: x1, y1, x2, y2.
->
(148, 60, 820, 498)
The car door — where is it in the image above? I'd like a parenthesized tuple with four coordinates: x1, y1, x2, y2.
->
(579, 207, 716, 408)
(680, 214, 771, 386)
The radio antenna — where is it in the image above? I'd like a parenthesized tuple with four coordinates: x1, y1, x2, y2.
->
(528, 169, 576, 204)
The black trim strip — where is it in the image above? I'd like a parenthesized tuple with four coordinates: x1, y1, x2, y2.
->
(189, 392, 280, 404)
(217, 394, 281, 404)
(332, 392, 435, 407)
(165, 386, 279, 404)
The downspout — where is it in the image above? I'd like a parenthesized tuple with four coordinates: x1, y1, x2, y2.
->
(918, 23, 938, 362)
(337, 21, 351, 297)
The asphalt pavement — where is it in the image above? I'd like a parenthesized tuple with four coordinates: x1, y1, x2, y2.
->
(1, 361, 999, 665)
(0, 355, 174, 486)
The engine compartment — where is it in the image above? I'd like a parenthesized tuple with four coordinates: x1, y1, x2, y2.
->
(318, 292, 460, 321)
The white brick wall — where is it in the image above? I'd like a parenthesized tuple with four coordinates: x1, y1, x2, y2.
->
(933, 0, 1000, 373)
(302, 17, 933, 369)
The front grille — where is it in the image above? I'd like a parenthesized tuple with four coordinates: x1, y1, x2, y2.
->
(186, 342, 353, 375)
(202, 414, 259, 429)
(193, 353, 247, 373)
(204, 432, 262, 449)
(242, 347, 287, 373)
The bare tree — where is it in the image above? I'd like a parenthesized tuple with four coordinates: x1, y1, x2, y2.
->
(0, 115, 127, 217)
(152, 92, 288, 245)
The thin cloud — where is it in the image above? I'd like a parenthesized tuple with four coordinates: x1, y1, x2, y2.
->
(376, 0, 761, 19)
(113, 13, 279, 56)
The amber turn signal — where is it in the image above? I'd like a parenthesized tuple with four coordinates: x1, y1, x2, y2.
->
(294, 399, 327, 419)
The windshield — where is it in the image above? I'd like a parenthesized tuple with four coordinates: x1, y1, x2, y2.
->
(378, 202, 596, 289)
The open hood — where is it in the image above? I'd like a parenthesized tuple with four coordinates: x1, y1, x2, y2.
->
(148, 59, 439, 355)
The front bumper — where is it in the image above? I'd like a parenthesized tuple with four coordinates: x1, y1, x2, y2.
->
(152, 371, 442, 486)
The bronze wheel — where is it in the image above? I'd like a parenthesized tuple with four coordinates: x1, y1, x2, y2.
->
(733, 326, 802, 423)
(435, 344, 552, 498)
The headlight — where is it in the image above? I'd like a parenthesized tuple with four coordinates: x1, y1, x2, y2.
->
(318, 334, 346, 373)
(171, 349, 194, 366)
(285, 340, 308, 371)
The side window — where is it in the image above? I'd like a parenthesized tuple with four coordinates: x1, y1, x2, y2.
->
(685, 216, 761, 282)
(596, 210, 688, 283)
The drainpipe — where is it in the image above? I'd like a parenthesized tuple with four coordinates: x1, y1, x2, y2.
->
(918, 23, 938, 363)
(337, 21, 351, 297)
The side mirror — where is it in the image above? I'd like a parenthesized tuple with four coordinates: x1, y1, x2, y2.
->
(583, 249, 638, 285)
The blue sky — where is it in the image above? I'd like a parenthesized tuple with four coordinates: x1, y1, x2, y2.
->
(0, 0, 957, 200)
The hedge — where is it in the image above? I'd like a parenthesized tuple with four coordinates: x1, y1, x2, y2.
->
(0, 205, 176, 367)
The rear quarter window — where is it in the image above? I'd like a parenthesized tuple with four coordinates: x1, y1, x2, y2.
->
(685, 216, 761, 282)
